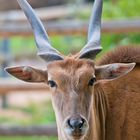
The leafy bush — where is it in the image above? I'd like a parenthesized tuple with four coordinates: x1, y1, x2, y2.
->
(103, 0, 140, 19)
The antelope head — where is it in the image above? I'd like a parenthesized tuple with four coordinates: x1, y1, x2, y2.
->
(5, 0, 135, 139)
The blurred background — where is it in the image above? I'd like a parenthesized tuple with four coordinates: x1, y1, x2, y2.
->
(0, 0, 140, 139)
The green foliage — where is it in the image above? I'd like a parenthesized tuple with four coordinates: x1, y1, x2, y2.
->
(3, 33, 140, 59)
(8, 35, 86, 56)
(0, 101, 56, 140)
(74, 0, 140, 20)
(51, 35, 86, 55)
(10, 37, 36, 56)
(0, 101, 56, 125)
(103, 0, 140, 19)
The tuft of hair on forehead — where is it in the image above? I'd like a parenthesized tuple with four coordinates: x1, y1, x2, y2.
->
(47, 58, 95, 71)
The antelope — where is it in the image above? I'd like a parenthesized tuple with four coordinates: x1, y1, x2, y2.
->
(5, 0, 140, 140)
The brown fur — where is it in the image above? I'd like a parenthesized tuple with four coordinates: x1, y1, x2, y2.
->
(95, 46, 140, 140)
(97, 46, 140, 65)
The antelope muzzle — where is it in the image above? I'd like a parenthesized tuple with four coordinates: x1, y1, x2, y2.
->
(64, 115, 89, 139)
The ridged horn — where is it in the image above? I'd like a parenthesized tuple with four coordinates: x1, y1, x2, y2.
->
(79, 0, 103, 59)
(17, 0, 64, 63)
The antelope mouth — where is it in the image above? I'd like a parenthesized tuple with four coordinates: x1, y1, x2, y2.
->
(71, 128, 85, 136)
(67, 132, 85, 140)
(71, 132, 84, 139)
(64, 124, 88, 140)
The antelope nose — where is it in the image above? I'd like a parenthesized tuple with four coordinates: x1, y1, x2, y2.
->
(67, 117, 85, 130)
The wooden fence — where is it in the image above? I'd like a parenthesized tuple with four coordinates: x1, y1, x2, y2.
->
(0, 5, 140, 37)
(1, 18, 140, 37)
(0, 4, 140, 137)
(0, 78, 49, 94)
(0, 79, 57, 136)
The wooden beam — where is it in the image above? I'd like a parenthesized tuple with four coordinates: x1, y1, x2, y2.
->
(0, 0, 66, 11)
(0, 19, 140, 37)
(0, 5, 139, 37)
(102, 19, 140, 33)
(0, 79, 49, 94)
(0, 125, 57, 136)
(0, 5, 73, 22)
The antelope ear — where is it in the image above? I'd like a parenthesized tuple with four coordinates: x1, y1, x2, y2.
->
(5, 66, 47, 83)
(95, 63, 136, 80)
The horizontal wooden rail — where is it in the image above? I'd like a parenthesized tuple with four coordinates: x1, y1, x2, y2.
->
(0, 4, 139, 37)
(0, 5, 139, 37)
(0, 125, 57, 136)
(0, 79, 49, 94)
(0, 5, 73, 22)
(0, 19, 140, 37)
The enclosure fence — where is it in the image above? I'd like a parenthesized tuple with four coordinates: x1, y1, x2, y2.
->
(0, 4, 140, 136)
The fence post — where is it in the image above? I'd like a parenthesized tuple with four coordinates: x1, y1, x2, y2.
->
(1, 38, 11, 108)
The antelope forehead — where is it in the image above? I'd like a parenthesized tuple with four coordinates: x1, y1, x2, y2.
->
(47, 58, 95, 68)
(47, 59, 95, 80)
(48, 68, 95, 86)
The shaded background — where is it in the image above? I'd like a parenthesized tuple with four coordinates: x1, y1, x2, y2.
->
(0, 0, 140, 140)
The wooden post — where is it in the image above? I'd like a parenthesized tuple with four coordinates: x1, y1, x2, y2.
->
(1, 39, 11, 108)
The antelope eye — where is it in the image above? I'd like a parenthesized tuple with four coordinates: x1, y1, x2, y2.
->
(48, 80, 57, 88)
(88, 77, 96, 86)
